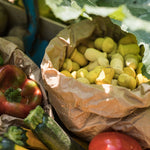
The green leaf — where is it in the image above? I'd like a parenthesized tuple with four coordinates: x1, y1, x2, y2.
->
(109, 6, 125, 21)
(45, 0, 82, 21)
(51, 6, 82, 21)
(84, 5, 118, 17)
(45, 0, 97, 21)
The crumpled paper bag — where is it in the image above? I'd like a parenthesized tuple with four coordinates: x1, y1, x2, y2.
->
(0, 37, 52, 134)
(41, 16, 150, 149)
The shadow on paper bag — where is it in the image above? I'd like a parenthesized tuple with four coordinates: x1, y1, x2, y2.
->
(41, 16, 150, 149)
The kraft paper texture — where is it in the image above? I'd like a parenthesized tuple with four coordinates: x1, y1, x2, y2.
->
(41, 16, 150, 149)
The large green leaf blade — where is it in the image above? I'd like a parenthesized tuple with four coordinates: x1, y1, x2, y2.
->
(45, 0, 82, 21)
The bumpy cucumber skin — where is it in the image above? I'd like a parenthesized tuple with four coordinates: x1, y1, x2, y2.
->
(34, 114, 85, 150)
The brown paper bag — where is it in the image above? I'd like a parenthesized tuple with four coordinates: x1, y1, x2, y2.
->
(0, 37, 52, 135)
(41, 16, 150, 149)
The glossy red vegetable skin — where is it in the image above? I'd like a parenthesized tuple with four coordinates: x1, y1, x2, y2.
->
(0, 65, 42, 118)
(88, 132, 142, 150)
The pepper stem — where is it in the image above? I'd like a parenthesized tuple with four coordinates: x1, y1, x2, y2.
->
(4, 87, 22, 103)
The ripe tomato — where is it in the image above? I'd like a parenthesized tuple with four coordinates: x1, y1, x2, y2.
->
(88, 132, 142, 150)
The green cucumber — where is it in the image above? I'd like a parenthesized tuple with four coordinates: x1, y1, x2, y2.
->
(24, 105, 85, 150)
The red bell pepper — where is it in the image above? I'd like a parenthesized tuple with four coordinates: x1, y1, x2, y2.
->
(0, 64, 42, 118)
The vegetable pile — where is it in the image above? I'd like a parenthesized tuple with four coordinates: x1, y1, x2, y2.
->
(1, 1, 150, 150)
(0, 105, 87, 150)
(0, 105, 143, 150)
(60, 32, 149, 90)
